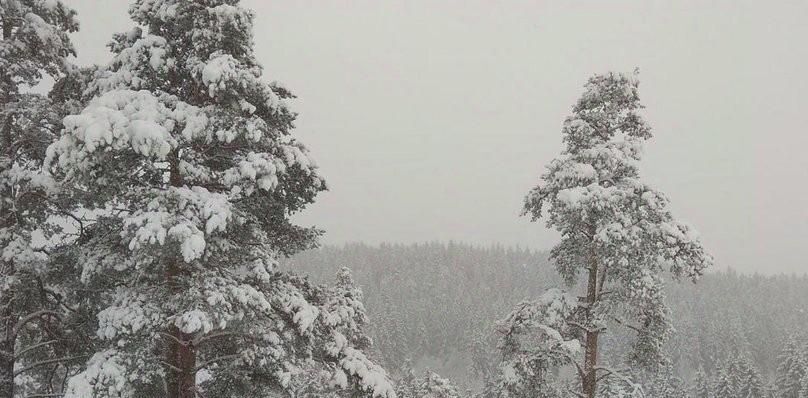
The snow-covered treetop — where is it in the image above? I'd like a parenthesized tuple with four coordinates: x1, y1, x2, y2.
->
(0, 0, 78, 97)
(524, 71, 712, 286)
(46, 0, 326, 269)
(522, 71, 713, 370)
(90, 0, 294, 127)
(562, 71, 651, 153)
(397, 370, 462, 398)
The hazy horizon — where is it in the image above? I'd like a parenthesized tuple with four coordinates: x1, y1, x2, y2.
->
(63, 0, 808, 275)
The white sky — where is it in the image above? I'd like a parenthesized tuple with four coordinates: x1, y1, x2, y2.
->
(63, 0, 808, 275)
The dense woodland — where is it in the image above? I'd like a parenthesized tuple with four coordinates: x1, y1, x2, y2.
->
(287, 243, 808, 396)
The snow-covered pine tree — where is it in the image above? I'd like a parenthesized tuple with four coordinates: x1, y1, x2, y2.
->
(518, 71, 712, 397)
(282, 267, 385, 398)
(45, 1, 394, 397)
(642, 366, 688, 398)
(692, 367, 713, 398)
(372, 290, 409, 371)
(0, 1, 82, 396)
(799, 372, 808, 398)
(736, 356, 766, 398)
(712, 354, 765, 398)
(468, 327, 497, 388)
(713, 365, 738, 398)
(396, 369, 462, 398)
(596, 375, 643, 398)
(486, 289, 578, 397)
(776, 339, 807, 398)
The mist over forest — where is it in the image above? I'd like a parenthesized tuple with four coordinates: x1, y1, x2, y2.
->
(285, 243, 808, 395)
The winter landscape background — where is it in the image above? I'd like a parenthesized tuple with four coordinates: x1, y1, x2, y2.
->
(1, 0, 807, 397)
(286, 243, 808, 395)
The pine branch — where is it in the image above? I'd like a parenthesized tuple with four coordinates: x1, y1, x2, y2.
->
(611, 316, 642, 334)
(13, 355, 87, 377)
(195, 354, 241, 371)
(14, 339, 59, 359)
(12, 310, 60, 337)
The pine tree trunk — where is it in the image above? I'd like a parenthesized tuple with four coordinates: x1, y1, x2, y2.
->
(582, 258, 600, 398)
(164, 256, 197, 398)
(0, 294, 15, 398)
(0, 119, 15, 398)
(165, 151, 196, 398)
(582, 329, 599, 398)
(166, 325, 196, 398)
(1, 12, 15, 104)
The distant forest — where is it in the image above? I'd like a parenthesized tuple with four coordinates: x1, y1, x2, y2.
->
(284, 242, 808, 392)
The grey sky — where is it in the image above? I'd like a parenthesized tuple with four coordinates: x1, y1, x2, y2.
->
(63, 0, 807, 275)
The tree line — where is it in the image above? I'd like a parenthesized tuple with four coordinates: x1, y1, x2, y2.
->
(289, 243, 808, 397)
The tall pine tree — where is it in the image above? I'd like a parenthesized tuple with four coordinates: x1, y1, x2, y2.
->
(46, 1, 393, 397)
(516, 71, 712, 397)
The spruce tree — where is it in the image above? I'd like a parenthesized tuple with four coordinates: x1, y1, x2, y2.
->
(515, 71, 712, 397)
(396, 370, 462, 398)
(799, 372, 808, 398)
(776, 339, 807, 398)
(692, 367, 713, 398)
(46, 1, 394, 397)
(643, 366, 688, 398)
(736, 356, 766, 398)
(0, 1, 81, 396)
(713, 366, 737, 398)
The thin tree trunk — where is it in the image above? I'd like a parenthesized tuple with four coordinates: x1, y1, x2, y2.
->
(582, 258, 600, 398)
(165, 150, 196, 398)
(0, 116, 16, 398)
(1, 13, 14, 104)
(0, 293, 15, 398)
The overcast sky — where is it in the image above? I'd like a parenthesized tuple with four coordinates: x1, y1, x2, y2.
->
(63, 0, 807, 275)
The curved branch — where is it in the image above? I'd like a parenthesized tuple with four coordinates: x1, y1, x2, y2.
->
(13, 355, 87, 377)
(12, 310, 60, 337)
(14, 339, 59, 360)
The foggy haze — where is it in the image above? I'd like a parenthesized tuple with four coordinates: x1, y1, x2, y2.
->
(63, 0, 808, 275)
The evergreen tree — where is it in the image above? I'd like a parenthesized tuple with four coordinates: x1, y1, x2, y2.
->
(713, 365, 738, 398)
(597, 375, 643, 398)
(643, 367, 688, 398)
(799, 372, 808, 398)
(46, 1, 393, 397)
(515, 71, 712, 397)
(714, 354, 766, 398)
(396, 369, 462, 398)
(0, 1, 82, 396)
(776, 339, 806, 398)
(737, 356, 766, 398)
(486, 290, 576, 398)
(692, 367, 713, 398)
